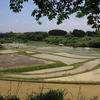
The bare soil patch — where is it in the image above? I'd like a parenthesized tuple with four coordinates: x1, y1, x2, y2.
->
(0, 54, 53, 69)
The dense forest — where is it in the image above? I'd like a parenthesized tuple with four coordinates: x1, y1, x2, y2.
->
(0, 29, 100, 48)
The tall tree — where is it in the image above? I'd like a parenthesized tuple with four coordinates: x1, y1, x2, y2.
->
(10, 0, 100, 29)
(72, 29, 86, 37)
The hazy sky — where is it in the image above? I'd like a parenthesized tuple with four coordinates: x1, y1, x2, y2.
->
(0, 0, 95, 33)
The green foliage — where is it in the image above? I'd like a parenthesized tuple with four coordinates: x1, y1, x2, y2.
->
(44, 36, 65, 44)
(86, 31, 99, 37)
(0, 95, 20, 100)
(9, 0, 100, 28)
(0, 39, 11, 44)
(1, 30, 100, 48)
(0, 32, 14, 44)
(44, 32, 100, 48)
(15, 32, 48, 41)
(27, 89, 64, 100)
(0, 89, 64, 100)
(71, 29, 86, 37)
(4, 95, 20, 100)
(48, 29, 67, 36)
(0, 32, 15, 38)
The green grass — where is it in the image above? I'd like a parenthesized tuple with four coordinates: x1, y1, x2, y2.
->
(0, 61, 67, 74)
(27, 41, 55, 47)
(0, 76, 40, 81)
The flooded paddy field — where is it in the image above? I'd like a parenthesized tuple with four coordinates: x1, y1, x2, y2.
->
(3, 43, 100, 56)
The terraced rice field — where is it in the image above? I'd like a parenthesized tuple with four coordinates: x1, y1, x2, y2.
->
(0, 46, 100, 100)
(46, 68, 100, 82)
(1, 49, 100, 82)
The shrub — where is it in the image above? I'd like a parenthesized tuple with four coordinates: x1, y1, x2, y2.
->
(27, 89, 65, 100)
(0, 95, 20, 100)
(4, 95, 20, 100)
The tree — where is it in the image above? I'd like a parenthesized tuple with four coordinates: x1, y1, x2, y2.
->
(72, 29, 86, 37)
(48, 29, 67, 35)
(10, 0, 100, 29)
(86, 31, 100, 37)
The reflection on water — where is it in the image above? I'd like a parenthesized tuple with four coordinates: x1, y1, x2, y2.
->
(3, 43, 100, 56)
(3, 43, 37, 48)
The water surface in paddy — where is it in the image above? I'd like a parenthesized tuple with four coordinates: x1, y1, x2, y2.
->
(38, 46, 100, 56)
(3, 43, 100, 56)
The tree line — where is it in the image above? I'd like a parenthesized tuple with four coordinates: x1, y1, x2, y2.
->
(0, 29, 100, 48)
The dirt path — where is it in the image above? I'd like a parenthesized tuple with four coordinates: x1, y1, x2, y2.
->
(0, 80, 100, 100)
(33, 54, 87, 65)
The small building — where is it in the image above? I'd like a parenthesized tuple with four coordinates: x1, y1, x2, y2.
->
(58, 44, 64, 46)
